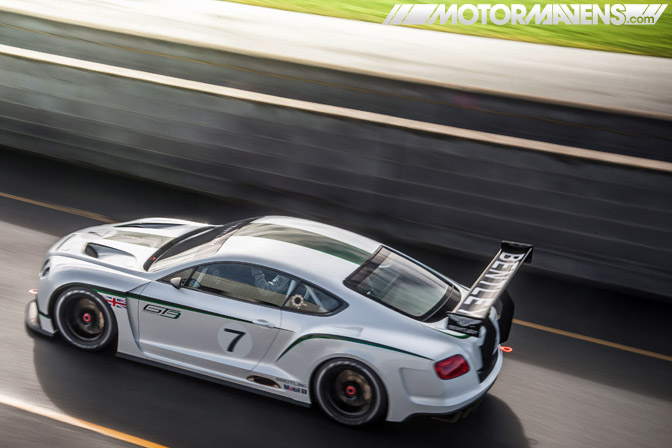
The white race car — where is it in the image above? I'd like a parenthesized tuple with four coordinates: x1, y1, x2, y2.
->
(26, 216, 532, 425)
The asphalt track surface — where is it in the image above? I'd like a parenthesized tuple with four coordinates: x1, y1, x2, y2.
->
(1, 149, 671, 448)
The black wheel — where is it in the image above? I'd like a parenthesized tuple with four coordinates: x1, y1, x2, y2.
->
(313, 358, 387, 426)
(53, 287, 117, 351)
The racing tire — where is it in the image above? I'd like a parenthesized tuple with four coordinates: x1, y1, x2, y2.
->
(53, 287, 117, 351)
(313, 358, 387, 426)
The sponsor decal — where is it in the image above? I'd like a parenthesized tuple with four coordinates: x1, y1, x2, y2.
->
(448, 241, 532, 335)
(383, 4, 667, 26)
(283, 384, 308, 395)
(142, 303, 180, 319)
(289, 294, 306, 309)
(276, 378, 307, 388)
(103, 294, 127, 309)
(453, 242, 532, 320)
(276, 377, 308, 394)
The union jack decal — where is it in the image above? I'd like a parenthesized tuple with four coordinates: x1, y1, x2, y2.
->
(103, 294, 127, 309)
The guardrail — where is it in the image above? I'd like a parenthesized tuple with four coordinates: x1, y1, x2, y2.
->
(0, 26, 670, 299)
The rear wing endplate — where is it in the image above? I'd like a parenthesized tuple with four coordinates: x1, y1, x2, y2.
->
(447, 241, 533, 336)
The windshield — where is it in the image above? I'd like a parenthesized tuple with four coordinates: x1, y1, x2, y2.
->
(146, 218, 257, 271)
(344, 247, 459, 319)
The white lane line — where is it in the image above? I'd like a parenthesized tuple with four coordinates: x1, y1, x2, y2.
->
(0, 393, 169, 448)
(1, 44, 671, 174)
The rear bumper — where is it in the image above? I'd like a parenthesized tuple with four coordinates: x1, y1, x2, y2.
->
(25, 299, 56, 337)
(394, 348, 503, 422)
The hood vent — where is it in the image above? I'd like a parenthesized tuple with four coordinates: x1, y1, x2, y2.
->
(84, 243, 133, 260)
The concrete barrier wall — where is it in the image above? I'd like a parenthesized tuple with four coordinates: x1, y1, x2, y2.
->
(2, 11, 671, 163)
(1, 52, 671, 299)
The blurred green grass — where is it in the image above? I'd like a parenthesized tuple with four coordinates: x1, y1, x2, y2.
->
(225, 1, 672, 58)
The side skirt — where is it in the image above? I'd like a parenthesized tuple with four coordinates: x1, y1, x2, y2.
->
(115, 352, 311, 408)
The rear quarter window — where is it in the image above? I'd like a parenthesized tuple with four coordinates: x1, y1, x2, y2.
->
(283, 282, 342, 314)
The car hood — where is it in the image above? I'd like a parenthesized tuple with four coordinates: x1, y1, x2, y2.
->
(50, 218, 208, 271)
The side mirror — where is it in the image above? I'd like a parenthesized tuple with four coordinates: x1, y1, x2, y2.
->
(169, 277, 182, 289)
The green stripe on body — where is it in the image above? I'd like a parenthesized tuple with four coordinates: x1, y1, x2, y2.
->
(93, 288, 252, 324)
(430, 327, 471, 339)
(276, 333, 432, 361)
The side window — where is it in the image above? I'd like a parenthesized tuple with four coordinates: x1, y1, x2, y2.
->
(167, 267, 195, 284)
(283, 282, 342, 314)
(188, 263, 290, 307)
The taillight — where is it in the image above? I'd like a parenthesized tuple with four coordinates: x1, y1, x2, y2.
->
(434, 355, 470, 380)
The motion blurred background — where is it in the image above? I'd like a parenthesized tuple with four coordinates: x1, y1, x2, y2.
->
(230, 0, 672, 56)
(0, 1, 670, 447)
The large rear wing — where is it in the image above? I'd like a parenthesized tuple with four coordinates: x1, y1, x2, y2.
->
(447, 241, 533, 337)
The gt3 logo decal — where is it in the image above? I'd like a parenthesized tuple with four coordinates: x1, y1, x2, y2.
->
(142, 303, 181, 319)
(103, 294, 127, 309)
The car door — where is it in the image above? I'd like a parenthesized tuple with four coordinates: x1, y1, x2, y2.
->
(137, 263, 288, 378)
(262, 281, 348, 366)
